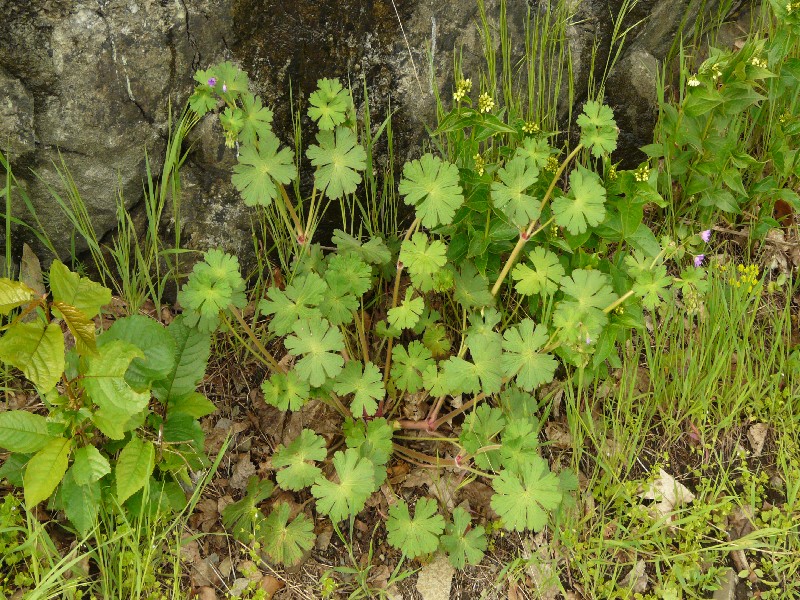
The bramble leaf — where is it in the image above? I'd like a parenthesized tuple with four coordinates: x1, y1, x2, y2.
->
(49, 260, 111, 319)
(115, 436, 155, 505)
(260, 503, 315, 566)
(273, 429, 327, 491)
(501, 319, 557, 391)
(386, 498, 445, 559)
(261, 370, 311, 411)
(311, 448, 375, 523)
(231, 132, 296, 207)
(490, 458, 562, 532)
(0, 411, 53, 454)
(441, 507, 487, 568)
(0, 279, 34, 314)
(552, 165, 607, 235)
(512, 247, 565, 296)
(307, 127, 366, 200)
(308, 78, 352, 131)
(334, 361, 384, 417)
(24, 437, 71, 506)
(491, 155, 540, 227)
(399, 154, 464, 228)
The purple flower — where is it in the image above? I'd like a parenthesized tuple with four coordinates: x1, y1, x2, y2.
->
(207, 77, 217, 88)
(222, 83, 228, 93)
(694, 254, 705, 267)
(701, 229, 711, 243)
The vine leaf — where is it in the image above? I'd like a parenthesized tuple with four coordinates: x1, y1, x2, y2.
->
(386, 498, 445, 559)
(307, 127, 367, 200)
(399, 154, 464, 228)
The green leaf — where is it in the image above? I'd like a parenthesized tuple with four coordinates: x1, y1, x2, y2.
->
(82, 340, 150, 440)
(24, 437, 71, 506)
(178, 250, 248, 332)
(390, 341, 434, 393)
(387, 288, 425, 331)
(577, 101, 618, 157)
(499, 418, 541, 476)
(260, 503, 315, 566)
(115, 436, 155, 505)
(284, 318, 345, 387)
(399, 154, 464, 228)
(400, 233, 447, 292)
(273, 429, 327, 491)
(514, 137, 555, 171)
(460, 404, 506, 470)
(208, 61, 249, 97)
(167, 392, 216, 419)
(261, 371, 310, 411)
(490, 458, 562, 532)
(512, 247, 565, 296)
(238, 92, 274, 145)
(325, 253, 372, 298)
(560, 269, 618, 310)
(231, 132, 296, 207)
(0, 279, 34, 314)
(344, 418, 393, 467)
(71, 444, 111, 485)
(331, 230, 391, 266)
(683, 87, 723, 117)
(311, 448, 375, 523)
(453, 263, 494, 309)
(221, 477, 275, 536)
(307, 127, 366, 199)
(441, 507, 487, 568)
(501, 319, 557, 391)
(0, 411, 53, 453)
(259, 272, 327, 336)
(633, 266, 673, 310)
(102, 315, 176, 391)
(308, 78, 352, 130)
(552, 165, 607, 235)
(49, 260, 111, 319)
(0, 321, 65, 393)
(334, 361, 384, 417)
(491, 156, 540, 227)
(152, 316, 212, 404)
(61, 469, 100, 536)
(386, 498, 445, 559)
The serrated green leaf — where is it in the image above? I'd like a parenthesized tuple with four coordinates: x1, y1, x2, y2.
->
(0, 411, 53, 453)
(399, 154, 464, 228)
(514, 137, 555, 171)
(552, 165, 607, 235)
(344, 418, 393, 467)
(284, 318, 345, 387)
(261, 370, 310, 411)
(52, 301, 96, 355)
(334, 361, 384, 417)
(491, 156, 540, 227)
(231, 132, 296, 207)
(24, 437, 71, 506)
(71, 445, 111, 485)
(453, 263, 494, 309)
(633, 266, 673, 310)
(0, 321, 65, 393)
(441, 507, 487, 568)
(512, 247, 565, 296)
(325, 253, 372, 298)
(387, 288, 424, 331)
(490, 458, 562, 532)
(116, 436, 155, 505)
(386, 498, 445, 559)
(260, 503, 316, 566)
(239, 91, 274, 145)
(311, 448, 375, 523)
(307, 127, 366, 199)
(501, 319, 557, 391)
(308, 78, 351, 131)
(390, 341, 433, 393)
(400, 233, 447, 292)
(167, 392, 217, 418)
(61, 469, 100, 536)
(259, 273, 327, 336)
(460, 404, 506, 470)
(577, 101, 618, 157)
(273, 429, 327, 491)
(49, 260, 111, 319)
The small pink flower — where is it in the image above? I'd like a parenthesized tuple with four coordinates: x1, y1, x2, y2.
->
(701, 229, 711, 243)
(207, 77, 217, 87)
(694, 254, 705, 267)
(222, 83, 228, 93)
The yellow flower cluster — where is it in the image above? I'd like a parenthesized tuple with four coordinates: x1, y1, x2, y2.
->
(787, 1, 800, 14)
(634, 164, 651, 182)
(522, 121, 540, 135)
(453, 78, 472, 102)
(545, 155, 559, 173)
(607, 164, 618, 181)
(750, 56, 768, 68)
(720, 263, 760, 293)
(687, 75, 701, 87)
(473, 153, 486, 176)
(478, 92, 495, 113)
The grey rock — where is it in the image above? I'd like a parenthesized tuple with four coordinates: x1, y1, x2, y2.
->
(712, 568, 737, 600)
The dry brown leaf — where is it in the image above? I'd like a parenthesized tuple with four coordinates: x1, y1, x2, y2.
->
(194, 586, 217, 600)
(229, 455, 256, 491)
(639, 469, 695, 517)
(544, 422, 572, 450)
(259, 575, 284, 598)
(747, 422, 769, 457)
(621, 559, 648, 594)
